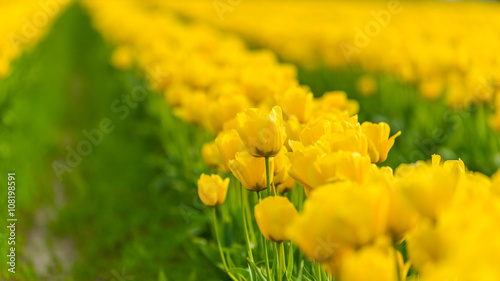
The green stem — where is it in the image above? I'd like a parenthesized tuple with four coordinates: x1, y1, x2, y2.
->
(394, 246, 402, 281)
(257, 188, 271, 280)
(279, 242, 285, 279)
(244, 190, 257, 244)
(242, 187, 254, 262)
(264, 238, 272, 281)
(265, 156, 276, 196)
(213, 208, 238, 281)
(317, 263, 322, 281)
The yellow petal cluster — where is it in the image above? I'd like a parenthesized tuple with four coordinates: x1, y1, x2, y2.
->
(197, 174, 229, 207)
(254, 196, 298, 242)
(229, 151, 273, 192)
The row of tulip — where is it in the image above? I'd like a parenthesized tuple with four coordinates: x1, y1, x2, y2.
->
(0, 0, 71, 79)
(160, 0, 500, 131)
(82, 0, 500, 280)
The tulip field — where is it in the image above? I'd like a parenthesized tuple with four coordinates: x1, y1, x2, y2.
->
(2, 0, 500, 280)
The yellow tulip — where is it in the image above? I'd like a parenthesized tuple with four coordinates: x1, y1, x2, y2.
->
(273, 146, 290, 186)
(197, 174, 229, 207)
(201, 142, 224, 171)
(255, 196, 298, 242)
(229, 151, 273, 192)
(277, 175, 296, 194)
(284, 116, 302, 151)
(215, 129, 246, 171)
(361, 122, 401, 163)
(289, 181, 389, 265)
(307, 151, 373, 188)
(276, 86, 314, 122)
(111, 46, 133, 70)
(387, 187, 419, 241)
(395, 162, 458, 220)
(207, 94, 251, 133)
(315, 91, 359, 116)
(339, 245, 397, 281)
(289, 149, 372, 195)
(288, 146, 325, 192)
(356, 75, 377, 97)
(236, 106, 287, 157)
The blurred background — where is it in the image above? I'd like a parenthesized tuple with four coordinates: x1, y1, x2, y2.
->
(1, 0, 500, 280)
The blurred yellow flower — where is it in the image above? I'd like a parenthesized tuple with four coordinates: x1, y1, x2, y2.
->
(339, 244, 397, 281)
(277, 174, 296, 194)
(284, 115, 302, 151)
(395, 162, 458, 220)
(111, 46, 134, 70)
(276, 86, 314, 122)
(289, 182, 389, 266)
(236, 106, 287, 157)
(356, 75, 377, 97)
(273, 146, 290, 186)
(197, 174, 229, 207)
(254, 196, 298, 242)
(229, 151, 273, 192)
(201, 142, 224, 171)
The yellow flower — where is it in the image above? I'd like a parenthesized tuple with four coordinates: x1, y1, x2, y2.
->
(229, 151, 273, 192)
(395, 162, 458, 220)
(387, 187, 419, 241)
(276, 86, 314, 122)
(273, 146, 290, 186)
(215, 129, 246, 171)
(315, 91, 359, 116)
(277, 175, 296, 194)
(361, 122, 401, 163)
(207, 94, 251, 133)
(201, 142, 224, 171)
(254, 196, 298, 242)
(284, 116, 302, 151)
(236, 106, 287, 157)
(431, 154, 465, 174)
(288, 145, 325, 192)
(339, 245, 397, 281)
(197, 174, 229, 207)
(308, 151, 373, 188)
(289, 148, 372, 195)
(289, 181, 389, 265)
(111, 46, 134, 70)
(408, 197, 500, 280)
(356, 75, 377, 97)
(174, 91, 210, 125)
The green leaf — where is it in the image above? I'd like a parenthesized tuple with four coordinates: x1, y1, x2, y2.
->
(229, 268, 251, 281)
(247, 258, 268, 281)
(286, 244, 294, 278)
(158, 268, 168, 281)
(296, 261, 304, 281)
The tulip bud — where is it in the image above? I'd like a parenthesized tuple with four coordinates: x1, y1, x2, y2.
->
(236, 106, 287, 157)
(197, 174, 229, 207)
(255, 196, 298, 242)
(229, 151, 273, 192)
